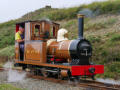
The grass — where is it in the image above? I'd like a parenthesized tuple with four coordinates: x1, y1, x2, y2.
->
(0, 84, 26, 90)
(110, 34, 120, 41)
(0, 20, 15, 48)
(0, 45, 14, 57)
(87, 36, 101, 43)
(20, 0, 120, 21)
(98, 62, 120, 79)
(84, 17, 117, 31)
(89, 32, 120, 79)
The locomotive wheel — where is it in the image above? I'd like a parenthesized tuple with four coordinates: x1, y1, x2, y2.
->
(30, 68, 35, 75)
(58, 73, 63, 79)
(29, 66, 36, 75)
(41, 68, 49, 77)
(92, 75, 95, 80)
(75, 76, 81, 82)
(34, 69, 40, 75)
(58, 73, 67, 80)
(22, 65, 27, 71)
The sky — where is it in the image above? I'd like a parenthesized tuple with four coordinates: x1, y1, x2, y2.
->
(0, 0, 106, 23)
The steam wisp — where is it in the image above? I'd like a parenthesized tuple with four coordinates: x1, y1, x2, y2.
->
(8, 69, 26, 82)
(3, 61, 26, 82)
(96, 78, 120, 85)
(79, 8, 100, 18)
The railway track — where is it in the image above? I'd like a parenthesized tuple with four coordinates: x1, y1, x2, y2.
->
(0, 67, 120, 90)
(27, 74, 120, 90)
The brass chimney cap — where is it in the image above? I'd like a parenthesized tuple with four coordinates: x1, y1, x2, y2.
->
(77, 14, 84, 18)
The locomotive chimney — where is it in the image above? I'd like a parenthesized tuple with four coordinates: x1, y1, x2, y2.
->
(77, 14, 84, 39)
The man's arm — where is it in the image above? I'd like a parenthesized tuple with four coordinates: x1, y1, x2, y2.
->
(15, 32, 24, 43)
(16, 39, 24, 43)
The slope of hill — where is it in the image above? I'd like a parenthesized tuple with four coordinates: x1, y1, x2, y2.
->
(1, 0, 120, 48)
(0, 0, 120, 79)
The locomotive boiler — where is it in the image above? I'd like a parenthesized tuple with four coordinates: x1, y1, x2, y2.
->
(47, 15, 92, 65)
(14, 14, 104, 80)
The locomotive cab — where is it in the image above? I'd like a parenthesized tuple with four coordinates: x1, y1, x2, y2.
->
(15, 20, 60, 62)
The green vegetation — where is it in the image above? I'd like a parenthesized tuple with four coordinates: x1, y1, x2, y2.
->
(85, 18, 117, 31)
(110, 34, 120, 42)
(87, 36, 101, 43)
(20, 0, 120, 21)
(0, 84, 26, 90)
(0, 20, 15, 48)
(85, 0, 120, 14)
(90, 33, 120, 79)
(0, 0, 120, 79)
(0, 45, 14, 57)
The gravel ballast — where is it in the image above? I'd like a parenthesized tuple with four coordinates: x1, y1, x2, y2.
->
(0, 70, 85, 90)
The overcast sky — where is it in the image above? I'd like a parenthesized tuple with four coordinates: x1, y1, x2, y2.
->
(0, 0, 106, 23)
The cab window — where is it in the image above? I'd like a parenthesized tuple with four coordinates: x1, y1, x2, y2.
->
(50, 26, 56, 38)
(34, 24, 40, 37)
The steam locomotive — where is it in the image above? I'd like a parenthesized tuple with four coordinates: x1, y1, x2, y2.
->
(14, 14, 104, 80)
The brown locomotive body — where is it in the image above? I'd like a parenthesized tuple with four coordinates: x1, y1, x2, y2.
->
(15, 14, 104, 79)
(15, 20, 71, 68)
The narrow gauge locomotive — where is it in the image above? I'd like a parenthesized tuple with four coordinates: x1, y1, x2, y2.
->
(14, 14, 104, 80)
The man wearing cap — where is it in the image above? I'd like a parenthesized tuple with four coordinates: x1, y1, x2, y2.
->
(15, 26, 25, 60)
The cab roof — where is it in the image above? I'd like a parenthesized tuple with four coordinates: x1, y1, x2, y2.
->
(16, 20, 60, 25)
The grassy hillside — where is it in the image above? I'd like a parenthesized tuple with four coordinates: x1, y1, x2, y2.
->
(0, 0, 120, 48)
(0, 0, 120, 79)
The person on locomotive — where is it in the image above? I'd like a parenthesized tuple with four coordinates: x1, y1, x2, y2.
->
(15, 26, 25, 60)
(57, 28, 68, 42)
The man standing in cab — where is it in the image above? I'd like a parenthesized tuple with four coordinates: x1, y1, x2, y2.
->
(15, 26, 25, 61)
